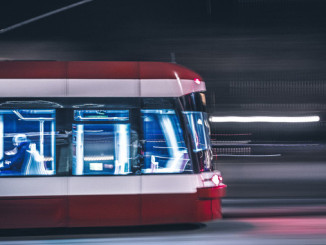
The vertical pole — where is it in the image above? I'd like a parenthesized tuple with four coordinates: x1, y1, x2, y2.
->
(0, 115, 3, 162)
(207, 0, 212, 16)
(76, 124, 84, 175)
(170, 52, 176, 64)
(51, 120, 55, 172)
(40, 121, 45, 164)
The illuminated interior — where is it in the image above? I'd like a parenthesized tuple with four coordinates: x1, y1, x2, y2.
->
(0, 109, 55, 176)
(72, 110, 131, 175)
(141, 109, 191, 173)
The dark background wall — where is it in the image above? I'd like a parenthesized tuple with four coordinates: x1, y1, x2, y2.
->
(0, 0, 325, 198)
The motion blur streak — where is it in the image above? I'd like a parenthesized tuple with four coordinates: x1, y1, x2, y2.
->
(210, 116, 320, 123)
(1, 216, 326, 244)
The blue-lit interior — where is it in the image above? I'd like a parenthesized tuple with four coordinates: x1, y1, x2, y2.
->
(72, 110, 131, 175)
(183, 111, 211, 152)
(0, 110, 56, 176)
(141, 109, 191, 173)
(74, 110, 129, 121)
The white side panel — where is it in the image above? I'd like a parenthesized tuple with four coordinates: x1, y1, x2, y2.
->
(0, 79, 205, 97)
(68, 176, 141, 195)
(0, 79, 66, 97)
(0, 177, 67, 197)
(141, 174, 201, 194)
(0, 174, 203, 197)
(67, 79, 140, 97)
(140, 79, 206, 97)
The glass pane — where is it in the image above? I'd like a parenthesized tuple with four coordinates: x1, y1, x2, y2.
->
(74, 110, 129, 121)
(183, 111, 211, 152)
(72, 123, 131, 175)
(141, 109, 191, 174)
(0, 109, 56, 176)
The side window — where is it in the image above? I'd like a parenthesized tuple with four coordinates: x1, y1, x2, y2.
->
(72, 110, 132, 175)
(141, 109, 192, 174)
(0, 109, 56, 176)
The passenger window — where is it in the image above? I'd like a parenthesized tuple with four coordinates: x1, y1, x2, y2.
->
(0, 109, 56, 176)
(72, 110, 132, 175)
(141, 109, 192, 174)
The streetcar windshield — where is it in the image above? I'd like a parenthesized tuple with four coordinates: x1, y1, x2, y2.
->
(183, 111, 211, 152)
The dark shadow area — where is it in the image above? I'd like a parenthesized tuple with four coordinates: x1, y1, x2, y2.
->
(0, 221, 258, 241)
(0, 223, 205, 240)
(201, 220, 255, 234)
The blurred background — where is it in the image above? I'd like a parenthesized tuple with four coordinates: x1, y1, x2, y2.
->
(0, 0, 325, 199)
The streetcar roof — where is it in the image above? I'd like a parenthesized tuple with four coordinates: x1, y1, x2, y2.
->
(0, 61, 205, 97)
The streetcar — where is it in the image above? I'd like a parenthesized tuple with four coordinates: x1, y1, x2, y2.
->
(0, 61, 226, 229)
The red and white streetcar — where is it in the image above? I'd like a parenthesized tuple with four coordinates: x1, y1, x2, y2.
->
(0, 61, 226, 229)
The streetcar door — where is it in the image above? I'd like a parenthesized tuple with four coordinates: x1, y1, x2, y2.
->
(67, 109, 141, 227)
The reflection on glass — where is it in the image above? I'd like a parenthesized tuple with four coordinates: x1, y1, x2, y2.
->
(74, 110, 129, 121)
(72, 123, 131, 175)
(183, 111, 211, 152)
(0, 109, 56, 176)
(141, 109, 191, 174)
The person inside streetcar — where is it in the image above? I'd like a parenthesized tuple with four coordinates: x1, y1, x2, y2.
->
(0, 134, 31, 174)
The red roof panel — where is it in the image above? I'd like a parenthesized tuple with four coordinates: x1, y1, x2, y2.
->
(0, 61, 203, 80)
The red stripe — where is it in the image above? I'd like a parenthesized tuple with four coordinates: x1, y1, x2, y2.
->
(139, 62, 203, 80)
(0, 196, 66, 229)
(0, 61, 66, 79)
(197, 186, 227, 199)
(68, 195, 141, 227)
(0, 191, 222, 228)
(67, 61, 138, 79)
(0, 61, 203, 80)
(141, 193, 198, 224)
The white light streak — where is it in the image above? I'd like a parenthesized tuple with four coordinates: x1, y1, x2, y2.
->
(209, 116, 320, 123)
(213, 154, 282, 157)
(174, 72, 183, 94)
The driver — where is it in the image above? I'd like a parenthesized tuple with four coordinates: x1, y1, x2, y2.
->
(0, 134, 31, 173)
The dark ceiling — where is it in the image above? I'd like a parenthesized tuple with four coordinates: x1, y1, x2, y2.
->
(0, 0, 326, 109)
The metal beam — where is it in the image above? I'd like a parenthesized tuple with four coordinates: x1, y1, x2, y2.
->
(0, 0, 94, 34)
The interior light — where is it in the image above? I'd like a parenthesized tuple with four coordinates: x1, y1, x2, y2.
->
(90, 163, 103, 171)
(209, 116, 320, 123)
(84, 156, 114, 161)
(194, 78, 201, 84)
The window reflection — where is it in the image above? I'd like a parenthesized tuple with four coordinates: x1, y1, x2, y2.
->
(183, 111, 211, 152)
(0, 110, 56, 176)
(142, 109, 191, 174)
